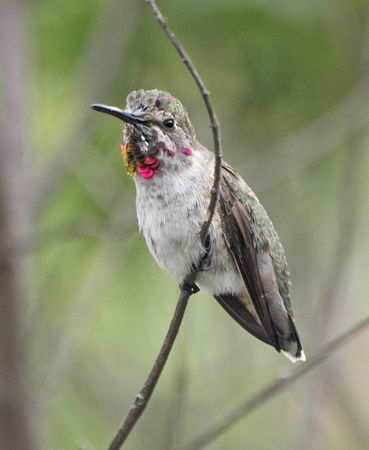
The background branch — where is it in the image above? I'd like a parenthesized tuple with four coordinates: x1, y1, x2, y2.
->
(183, 315, 369, 449)
(291, 10, 369, 446)
(0, 0, 34, 447)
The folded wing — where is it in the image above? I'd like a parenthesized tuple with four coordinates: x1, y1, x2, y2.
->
(218, 163, 304, 362)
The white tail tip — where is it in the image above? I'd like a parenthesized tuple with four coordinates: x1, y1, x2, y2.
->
(282, 349, 306, 363)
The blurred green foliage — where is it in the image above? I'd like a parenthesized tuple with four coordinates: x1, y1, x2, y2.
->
(4, 0, 369, 448)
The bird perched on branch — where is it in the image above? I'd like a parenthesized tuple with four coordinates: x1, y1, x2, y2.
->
(92, 89, 305, 362)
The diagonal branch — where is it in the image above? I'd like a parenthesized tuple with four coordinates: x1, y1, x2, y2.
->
(183, 315, 369, 449)
(107, 1, 223, 448)
(108, 285, 192, 450)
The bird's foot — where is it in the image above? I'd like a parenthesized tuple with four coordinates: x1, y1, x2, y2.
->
(179, 282, 200, 297)
(191, 235, 211, 272)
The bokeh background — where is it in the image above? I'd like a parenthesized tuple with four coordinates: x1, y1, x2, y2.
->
(1, 0, 369, 448)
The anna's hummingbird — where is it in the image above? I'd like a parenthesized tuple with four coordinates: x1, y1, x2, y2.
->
(92, 89, 305, 362)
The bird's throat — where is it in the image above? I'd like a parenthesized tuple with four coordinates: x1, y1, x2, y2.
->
(121, 142, 161, 180)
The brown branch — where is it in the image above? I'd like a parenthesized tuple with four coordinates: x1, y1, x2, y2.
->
(183, 315, 369, 449)
(145, 0, 222, 246)
(107, 1, 223, 448)
(108, 285, 192, 450)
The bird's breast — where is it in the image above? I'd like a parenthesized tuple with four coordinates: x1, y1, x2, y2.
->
(135, 177, 207, 283)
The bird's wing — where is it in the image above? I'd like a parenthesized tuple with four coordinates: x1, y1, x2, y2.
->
(214, 292, 272, 345)
(218, 162, 304, 360)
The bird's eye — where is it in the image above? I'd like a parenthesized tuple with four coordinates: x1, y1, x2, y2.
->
(163, 119, 175, 129)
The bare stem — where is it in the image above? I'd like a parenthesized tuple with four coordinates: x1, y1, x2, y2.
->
(107, 1, 223, 447)
(108, 284, 193, 450)
(145, 0, 222, 246)
(183, 315, 369, 449)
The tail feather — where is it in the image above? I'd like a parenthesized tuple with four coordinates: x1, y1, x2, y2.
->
(214, 292, 305, 362)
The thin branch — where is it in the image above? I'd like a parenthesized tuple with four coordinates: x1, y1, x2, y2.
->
(145, 0, 222, 246)
(107, 0, 223, 448)
(106, 249, 205, 448)
(108, 284, 193, 450)
(183, 315, 369, 450)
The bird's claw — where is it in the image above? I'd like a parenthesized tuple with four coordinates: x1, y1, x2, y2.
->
(179, 282, 200, 296)
(191, 234, 211, 272)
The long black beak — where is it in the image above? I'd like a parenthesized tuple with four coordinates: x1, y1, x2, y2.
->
(91, 104, 148, 127)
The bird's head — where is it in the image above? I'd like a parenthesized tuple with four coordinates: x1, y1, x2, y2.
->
(91, 89, 197, 180)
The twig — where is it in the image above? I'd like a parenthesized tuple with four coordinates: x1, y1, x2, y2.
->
(183, 315, 369, 449)
(145, 0, 222, 245)
(108, 285, 192, 450)
(107, 1, 223, 448)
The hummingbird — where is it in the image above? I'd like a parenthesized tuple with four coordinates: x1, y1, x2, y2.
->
(91, 89, 305, 362)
